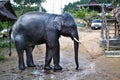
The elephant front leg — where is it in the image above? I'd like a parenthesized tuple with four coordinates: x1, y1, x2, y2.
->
(44, 40, 62, 71)
(52, 41, 62, 71)
(44, 44, 52, 70)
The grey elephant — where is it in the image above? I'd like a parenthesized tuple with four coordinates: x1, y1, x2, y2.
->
(9, 12, 80, 71)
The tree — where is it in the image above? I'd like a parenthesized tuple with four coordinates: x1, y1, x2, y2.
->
(80, 0, 88, 4)
(97, 0, 112, 4)
(13, 0, 46, 15)
(27, 0, 46, 12)
(73, 7, 100, 27)
(13, 0, 46, 6)
(63, 1, 81, 13)
(112, 0, 120, 7)
(73, 7, 89, 19)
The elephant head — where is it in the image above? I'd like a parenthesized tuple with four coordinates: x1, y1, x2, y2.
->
(54, 13, 80, 70)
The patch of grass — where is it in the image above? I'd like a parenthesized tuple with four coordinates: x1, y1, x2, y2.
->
(0, 55, 5, 61)
(0, 39, 15, 49)
(0, 42, 9, 49)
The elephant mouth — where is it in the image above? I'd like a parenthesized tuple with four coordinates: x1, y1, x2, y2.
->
(73, 37, 81, 44)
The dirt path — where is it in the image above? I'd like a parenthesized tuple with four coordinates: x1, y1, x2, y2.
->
(0, 28, 120, 80)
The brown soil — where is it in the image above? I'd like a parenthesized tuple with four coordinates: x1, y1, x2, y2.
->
(0, 28, 120, 80)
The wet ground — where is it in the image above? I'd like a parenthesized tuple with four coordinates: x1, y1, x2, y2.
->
(0, 28, 120, 80)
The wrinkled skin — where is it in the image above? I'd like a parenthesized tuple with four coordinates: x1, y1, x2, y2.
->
(9, 12, 79, 71)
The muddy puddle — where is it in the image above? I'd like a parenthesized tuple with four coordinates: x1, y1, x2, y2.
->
(0, 53, 115, 80)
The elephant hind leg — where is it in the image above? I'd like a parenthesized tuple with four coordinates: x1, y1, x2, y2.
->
(25, 46, 35, 67)
(15, 40, 25, 70)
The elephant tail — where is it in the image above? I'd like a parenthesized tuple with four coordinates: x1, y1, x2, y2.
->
(8, 27, 12, 56)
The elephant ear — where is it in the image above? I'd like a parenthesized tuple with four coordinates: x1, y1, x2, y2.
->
(53, 17, 63, 31)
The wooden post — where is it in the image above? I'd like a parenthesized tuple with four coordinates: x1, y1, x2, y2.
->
(100, 5, 105, 46)
(102, 4, 109, 51)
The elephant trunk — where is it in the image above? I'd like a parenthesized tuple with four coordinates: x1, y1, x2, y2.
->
(72, 31, 79, 70)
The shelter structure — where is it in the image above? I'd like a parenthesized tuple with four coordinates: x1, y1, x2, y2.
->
(0, 0, 16, 21)
(88, 0, 98, 4)
(77, 0, 113, 13)
(0, 0, 16, 37)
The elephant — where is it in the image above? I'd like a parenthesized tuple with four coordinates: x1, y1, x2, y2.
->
(9, 12, 80, 71)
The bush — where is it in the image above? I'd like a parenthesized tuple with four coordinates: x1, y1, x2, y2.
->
(74, 10, 86, 19)
(106, 14, 113, 19)
(0, 55, 5, 61)
(0, 22, 7, 31)
(0, 41, 9, 49)
(0, 39, 15, 49)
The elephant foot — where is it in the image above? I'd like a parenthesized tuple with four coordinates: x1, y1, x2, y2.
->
(19, 65, 25, 70)
(44, 65, 52, 70)
(53, 65, 62, 71)
(27, 63, 35, 67)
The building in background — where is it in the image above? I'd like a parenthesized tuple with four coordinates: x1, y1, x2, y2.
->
(77, 0, 113, 13)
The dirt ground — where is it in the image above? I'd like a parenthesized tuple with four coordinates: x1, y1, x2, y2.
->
(0, 28, 120, 80)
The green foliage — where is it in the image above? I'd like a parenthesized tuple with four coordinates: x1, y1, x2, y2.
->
(12, 0, 47, 16)
(106, 14, 113, 19)
(0, 55, 5, 61)
(80, 0, 88, 4)
(0, 41, 9, 49)
(72, 7, 99, 20)
(70, 7, 100, 27)
(0, 37, 15, 49)
(86, 11, 100, 25)
(13, 0, 46, 5)
(80, 0, 113, 4)
(74, 10, 85, 19)
(63, 0, 103, 27)
(112, 0, 120, 7)
(73, 8, 89, 19)
(0, 22, 8, 31)
(0, 21, 14, 33)
(89, 11, 100, 19)
(98, 0, 112, 3)
(63, 1, 81, 13)
(13, 6, 46, 17)
(63, 0, 114, 13)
